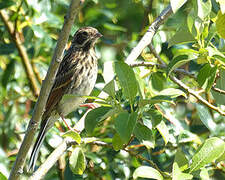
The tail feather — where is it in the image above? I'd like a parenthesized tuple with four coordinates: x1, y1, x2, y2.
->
(28, 120, 48, 171)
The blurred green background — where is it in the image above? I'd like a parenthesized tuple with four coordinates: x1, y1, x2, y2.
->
(1, 0, 225, 179)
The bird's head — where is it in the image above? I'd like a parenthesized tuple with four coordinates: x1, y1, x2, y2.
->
(72, 27, 102, 50)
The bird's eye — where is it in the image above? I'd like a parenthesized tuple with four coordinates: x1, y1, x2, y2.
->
(76, 32, 88, 45)
(82, 31, 88, 36)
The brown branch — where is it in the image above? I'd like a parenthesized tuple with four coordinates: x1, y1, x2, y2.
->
(170, 76, 225, 116)
(130, 61, 194, 77)
(0, 10, 40, 97)
(212, 86, 225, 95)
(148, 43, 165, 65)
(125, 5, 173, 64)
(8, 1, 84, 179)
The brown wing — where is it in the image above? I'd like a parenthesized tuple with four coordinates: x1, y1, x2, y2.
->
(42, 49, 78, 119)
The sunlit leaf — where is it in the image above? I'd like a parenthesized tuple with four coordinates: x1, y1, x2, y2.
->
(170, 0, 188, 13)
(62, 131, 81, 144)
(133, 166, 163, 180)
(216, 11, 225, 39)
(189, 137, 225, 172)
(156, 120, 170, 145)
(172, 162, 193, 180)
(69, 147, 86, 175)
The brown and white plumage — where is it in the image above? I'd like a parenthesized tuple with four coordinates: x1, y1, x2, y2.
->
(29, 27, 102, 171)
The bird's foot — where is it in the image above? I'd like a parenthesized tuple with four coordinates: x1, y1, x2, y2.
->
(80, 103, 100, 109)
(60, 115, 80, 133)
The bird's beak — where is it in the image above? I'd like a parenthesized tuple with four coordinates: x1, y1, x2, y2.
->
(96, 32, 103, 38)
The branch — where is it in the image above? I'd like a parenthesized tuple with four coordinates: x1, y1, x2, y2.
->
(8, 1, 84, 179)
(29, 107, 89, 179)
(130, 61, 195, 77)
(29, 140, 68, 180)
(0, 10, 39, 97)
(125, 5, 173, 64)
(170, 76, 225, 116)
(212, 86, 225, 95)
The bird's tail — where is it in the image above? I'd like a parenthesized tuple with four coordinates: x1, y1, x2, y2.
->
(28, 119, 48, 171)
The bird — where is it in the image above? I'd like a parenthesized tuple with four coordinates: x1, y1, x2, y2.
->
(29, 27, 102, 171)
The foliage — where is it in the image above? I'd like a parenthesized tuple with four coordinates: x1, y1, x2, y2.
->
(0, 0, 225, 179)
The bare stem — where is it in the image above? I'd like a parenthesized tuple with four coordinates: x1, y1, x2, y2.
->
(125, 5, 173, 64)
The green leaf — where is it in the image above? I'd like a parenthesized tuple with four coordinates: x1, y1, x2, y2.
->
(172, 162, 193, 180)
(114, 61, 138, 103)
(167, 55, 192, 76)
(69, 147, 86, 175)
(197, 64, 211, 87)
(0, 1, 15, 9)
(62, 131, 81, 144)
(206, 65, 217, 92)
(133, 166, 163, 180)
(159, 88, 187, 98)
(0, 172, 7, 180)
(133, 123, 155, 149)
(103, 23, 127, 32)
(216, 11, 225, 39)
(196, 104, 217, 132)
(85, 107, 111, 134)
(150, 72, 165, 92)
(189, 137, 225, 172)
(112, 133, 124, 151)
(211, 69, 225, 104)
(200, 168, 210, 180)
(170, 0, 188, 13)
(168, 26, 195, 47)
(174, 149, 189, 171)
(216, 0, 225, 14)
(102, 79, 115, 97)
(156, 120, 170, 145)
(197, 0, 212, 20)
(114, 112, 137, 144)
(140, 96, 174, 107)
(2, 60, 15, 88)
(197, 64, 217, 92)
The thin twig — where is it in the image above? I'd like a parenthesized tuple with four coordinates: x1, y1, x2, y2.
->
(170, 76, 225, 116)
(149, 43, 165, 65)
(8, 1, 84, 179)
(130, 61, 195, 77)
(0, 10, 39, 97)
(212, 86, 225, 95)
(125, 5, 173, 64)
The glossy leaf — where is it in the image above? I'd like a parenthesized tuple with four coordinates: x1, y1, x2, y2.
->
(156, 120, 170, 145)
(133, 122, 155, 149)
(85, 107, 111, 134)
(112, 133, 124, 151)
(216, 11, 225, 39)
(172, 162, 193, 180)
(62, 131, 81, 144)
(174, 149, 189, 171)
(189, 137, 225, 172)
(197, 0, 211, 20)
(114, 112, 137, 144)
(114, 61, 138, 103)
(133, 166, 163, 180)
(196, 104, 217, 132)
(167, 55, 191, 76)
(69, 147, 86, 175)
(170, 0, 187, 13)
